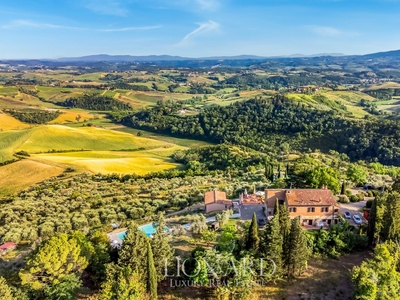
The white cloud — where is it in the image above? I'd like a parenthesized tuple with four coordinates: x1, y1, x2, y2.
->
(304, 25, 342, 37)
(180, 20, 220, 44)
(195, 0, 220, 11)
(1, 19, 161, 32)
(1, 20, 84, 30)
(304, 25, 359, 37)
(83, 0, 128, 16)
(100, 25, 161, 32)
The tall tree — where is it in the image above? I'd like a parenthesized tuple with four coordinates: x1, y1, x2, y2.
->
(368, 198, 377, 246)
(340, 181, 346, 195)
(0, 277, 13, 300)
(99, 264, 146, 300)
(382, 191, 400, 242)
(151, 212, 174, 282)
(246, 213, 260, 251)
(19, 232, 92, 291)
(118, 223, 149, 280)
(273, 198, 280, 216)
(352, 242, 400, 300)
(286, 217, 309, 278)
(306, 166, 340, 194)
(279, 202, 291, 266)
(147, 241, 157, 300)
(260, 215, 283, 277)
(346, 163, 368, 186)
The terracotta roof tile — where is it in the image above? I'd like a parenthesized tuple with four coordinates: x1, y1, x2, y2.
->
(0, 242, 16, 250)
(285, 189, 338, 206)
(204, 190, 229, 205)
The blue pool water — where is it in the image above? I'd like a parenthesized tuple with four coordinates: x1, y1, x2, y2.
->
(116, 223, 168, 240)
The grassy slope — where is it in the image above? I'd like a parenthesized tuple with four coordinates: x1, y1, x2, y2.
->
(0, 125, 175, 161)
(33, 147, 183, 174)
(0, 113, 30, 131)
(0, 160, 64, 196)
(287, 91, 375, 118)
(364, 82, 400, 90)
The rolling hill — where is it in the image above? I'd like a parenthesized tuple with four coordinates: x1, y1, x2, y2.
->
(0, 125, 175, 162)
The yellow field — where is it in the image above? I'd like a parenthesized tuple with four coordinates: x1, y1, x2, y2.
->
(0, 113, 30, 131)
(49, 110, 100, 124)
(32, 148, 183, 174)
(366, 82, 400, 90)
(0, 125, 176, 162)
(0, 160, 64, 196)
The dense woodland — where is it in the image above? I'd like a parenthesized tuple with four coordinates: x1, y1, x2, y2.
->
(57, 94, 131, 111)
(3, 109, 61, 124)
(122, 96, 400, 165)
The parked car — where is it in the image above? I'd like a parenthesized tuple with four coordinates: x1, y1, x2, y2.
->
(353, 215, 362, 224)
(344, 211, 351, 219)
(258, 218, 266, 227)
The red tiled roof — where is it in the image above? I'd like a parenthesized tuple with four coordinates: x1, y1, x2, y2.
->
(285, 189, 338, 206)
(204, 190, 230, 205)
(0, 242, 16, 250)
(242, 194, 264, 205)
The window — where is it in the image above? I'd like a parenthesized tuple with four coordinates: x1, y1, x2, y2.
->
(321, 207, 329, 212)
(289, 207, 297, 213)
(307, 207, 315, 213)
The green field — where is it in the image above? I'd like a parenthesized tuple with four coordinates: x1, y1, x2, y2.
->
(114, 127, 213, 148)
(287, 91, 375, 118)
(0, 125, 176, 162)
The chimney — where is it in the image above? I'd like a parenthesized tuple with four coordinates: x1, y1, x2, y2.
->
(214, 190, 217, 203)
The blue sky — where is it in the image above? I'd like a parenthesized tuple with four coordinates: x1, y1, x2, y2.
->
(1, 0, 400, 59)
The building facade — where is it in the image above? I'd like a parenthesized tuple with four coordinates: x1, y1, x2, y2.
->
(265, 187, 340, 226)
(204, 190, 233, 213)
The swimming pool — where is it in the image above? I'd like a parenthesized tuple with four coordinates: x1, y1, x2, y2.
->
(116, 223, 168, 240)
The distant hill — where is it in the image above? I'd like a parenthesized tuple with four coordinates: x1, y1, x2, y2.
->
(2, 48, 400, 63)
(55, 53, 345, 62)
(56, 54, 191, 62)
(362, 49, 400, 59)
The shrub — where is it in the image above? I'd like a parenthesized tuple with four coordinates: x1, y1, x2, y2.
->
(345, 190, 353, 197)
(367, 190, 374, 197)
(350, 195, 360, 202)
(15, 150, 30, 157)
(338, 195, 350, 203)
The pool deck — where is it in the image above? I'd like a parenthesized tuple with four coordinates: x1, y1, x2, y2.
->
(107, 228, 127, 247)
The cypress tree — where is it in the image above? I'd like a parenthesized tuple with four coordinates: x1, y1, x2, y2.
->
(246, 213, 260, 251)
(340, 181, 346, 195)
(286, 217, 309, 278)
(286, 163, 290, 177)
(261, 215, 283, 277)
(279, 203, 291, 269)
(147, 241, 157, 300)
(368, 198, 377, 246)
(151, 212, 174, 281)
(273, 199, 280, 216)
(118, 223, 149, 280)
(382, 191, 400, 242)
